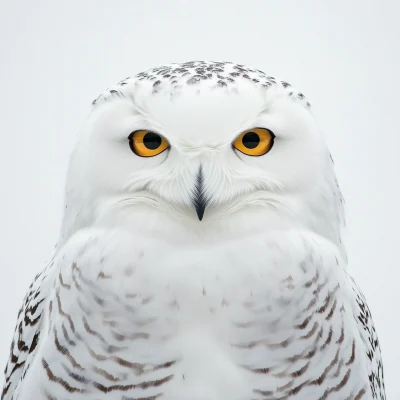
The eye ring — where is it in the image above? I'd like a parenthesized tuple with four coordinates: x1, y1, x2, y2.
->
(232, 127, 275, 157)
(128, 130, 170, 157)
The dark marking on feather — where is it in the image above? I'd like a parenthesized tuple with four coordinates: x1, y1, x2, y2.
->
(42, 358, 84, 393)
(93, 374, 173, 393)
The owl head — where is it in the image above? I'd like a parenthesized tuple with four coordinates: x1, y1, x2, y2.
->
(60, 61, 344, 246)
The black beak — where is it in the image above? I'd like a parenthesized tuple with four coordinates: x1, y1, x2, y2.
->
(195, 201, 206, 221)
(193, 165, 208, 221)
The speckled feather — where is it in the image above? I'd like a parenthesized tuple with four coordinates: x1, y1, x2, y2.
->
(2, 61, 385, 400)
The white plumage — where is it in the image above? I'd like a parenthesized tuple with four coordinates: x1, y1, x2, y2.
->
(2, 61, 385, 400)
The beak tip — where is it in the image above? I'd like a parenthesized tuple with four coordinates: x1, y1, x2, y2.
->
(196, 205, 205, 221)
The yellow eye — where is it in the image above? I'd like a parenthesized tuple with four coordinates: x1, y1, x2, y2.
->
(233, 128, 275, 156)
(129, 130, 169, 157)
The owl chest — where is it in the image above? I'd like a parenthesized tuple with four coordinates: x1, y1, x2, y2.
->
(37, 230, 364, 399)
(54, 232, 315, 338)
(50, 230, 342, 357)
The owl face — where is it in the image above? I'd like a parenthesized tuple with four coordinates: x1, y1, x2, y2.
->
(63, 62, 342, 245)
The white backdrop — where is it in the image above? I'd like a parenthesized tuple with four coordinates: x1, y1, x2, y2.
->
(0, 1, 398, 397)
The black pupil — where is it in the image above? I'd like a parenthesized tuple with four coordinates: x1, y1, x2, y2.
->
(143, 132, 162, 150)
(242, 131, 260, 149)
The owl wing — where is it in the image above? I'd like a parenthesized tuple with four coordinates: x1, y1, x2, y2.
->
(1, 259, 54, 400)
(348, 274, 386, 400)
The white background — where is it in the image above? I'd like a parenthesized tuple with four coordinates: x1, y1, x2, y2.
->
(0, 1, 398, 397)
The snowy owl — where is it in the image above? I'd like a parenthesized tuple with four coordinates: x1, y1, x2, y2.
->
(2, 61, 385, 400)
